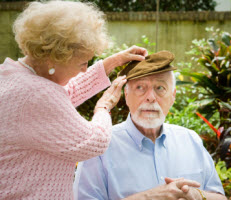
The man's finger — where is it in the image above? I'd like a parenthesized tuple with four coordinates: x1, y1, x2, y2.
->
(176, 179, 200, 189)
(181, 185, 189, 193)
(165, 177, 174, 184)
(165, 177, 184, 184)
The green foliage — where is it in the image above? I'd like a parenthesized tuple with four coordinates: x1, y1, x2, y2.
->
(182, 28, 231, 125)
(166, 88, 219, 137)
(180, 27, 231, 169)
(0, 0, 217, 11)
(136, 35, 156, 54)
(215, 160, 231, 196)
(216, 160, 231, 181)
(82, 0, 216, 12)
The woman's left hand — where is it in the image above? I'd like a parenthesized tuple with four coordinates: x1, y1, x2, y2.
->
(103, 45, 148, 75)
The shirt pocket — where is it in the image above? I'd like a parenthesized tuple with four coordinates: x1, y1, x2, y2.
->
(174, 169, 204, 187)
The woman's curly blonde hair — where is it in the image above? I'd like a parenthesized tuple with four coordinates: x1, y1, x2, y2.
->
(13, 0, 109, 63)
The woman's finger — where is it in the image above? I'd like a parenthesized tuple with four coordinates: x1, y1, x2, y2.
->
(110, 76, 127, 94)
(129, 45, 148, 57)
(105, 76, 126, 95)
(128, 54, 146, 62)
(97, 76, 127, 111)
(113, 78, 127, 97)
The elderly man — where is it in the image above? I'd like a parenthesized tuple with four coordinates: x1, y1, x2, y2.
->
(73, 51, 226, 200)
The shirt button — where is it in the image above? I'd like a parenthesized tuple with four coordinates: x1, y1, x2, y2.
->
(160, 176, 164, 180)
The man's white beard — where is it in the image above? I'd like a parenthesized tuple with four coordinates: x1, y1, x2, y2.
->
(132, 102, 165, 129)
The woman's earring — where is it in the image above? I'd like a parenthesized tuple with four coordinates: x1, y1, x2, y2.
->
(48, 68, 55, 75)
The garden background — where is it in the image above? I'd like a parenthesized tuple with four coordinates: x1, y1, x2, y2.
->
(0, 0, 230, 197)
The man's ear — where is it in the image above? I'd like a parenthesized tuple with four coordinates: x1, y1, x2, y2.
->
(171, 88, 176, 105)
(124, 84, 129, 106)
(124, 85, 128, 98)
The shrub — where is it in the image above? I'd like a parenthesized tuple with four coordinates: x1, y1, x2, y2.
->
(180, 27, 231, 168)
(84, 0, 216, 12)
(215, 160, 231, 197)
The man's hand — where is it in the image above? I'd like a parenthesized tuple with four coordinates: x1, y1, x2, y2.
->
(165, 177, 191, 193)
(165, 177, 204, 200)
(123, 178, 201, 200)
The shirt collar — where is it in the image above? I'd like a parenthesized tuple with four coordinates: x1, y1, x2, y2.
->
(124, 113, 167, 151)
(159, 125, 167, 148)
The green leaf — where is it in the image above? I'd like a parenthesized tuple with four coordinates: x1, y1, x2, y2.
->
(196, 98, 215, 107)
(181, 71, 222, 95)
(218, 42, 228, 57)
(213, 56, 226, 61)
(225, 61, 230, 69)
(198, 58, 219, 74)
(219, 101, 231, 111)
(176, 80, 193, 85)
(215, 160, 230, 181)
(222, 32, 231, 46)
(208, 38, 219, 52)
(198, 102, 218, 120)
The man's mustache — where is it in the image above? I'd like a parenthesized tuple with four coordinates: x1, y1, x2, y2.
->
(138, 103, 161, 112)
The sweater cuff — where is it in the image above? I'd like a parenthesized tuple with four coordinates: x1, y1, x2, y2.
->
(95, 60, 111, 89)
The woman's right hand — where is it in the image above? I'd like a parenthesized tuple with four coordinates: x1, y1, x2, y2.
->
(94, 75, 127, 113)
(103, 46, 148, 75)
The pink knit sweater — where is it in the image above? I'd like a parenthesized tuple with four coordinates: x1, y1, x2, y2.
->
(0, 58, 112, 199)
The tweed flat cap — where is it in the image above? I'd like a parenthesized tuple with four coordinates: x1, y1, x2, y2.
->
(119, 50, 177, 80)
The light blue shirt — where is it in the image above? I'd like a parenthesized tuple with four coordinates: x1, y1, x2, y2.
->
(74, 114, 224, 200)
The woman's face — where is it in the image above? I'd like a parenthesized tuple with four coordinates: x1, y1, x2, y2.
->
(52, 53, 94, 86)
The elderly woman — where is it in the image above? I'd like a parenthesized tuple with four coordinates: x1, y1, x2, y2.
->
(0, 1, 147, 199)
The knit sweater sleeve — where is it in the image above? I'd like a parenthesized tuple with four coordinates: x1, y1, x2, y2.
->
(64, 60, 111, 107)
(20, 85, 112, 162)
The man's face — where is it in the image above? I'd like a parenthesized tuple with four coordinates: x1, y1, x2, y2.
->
(124, 71, 176, 129)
